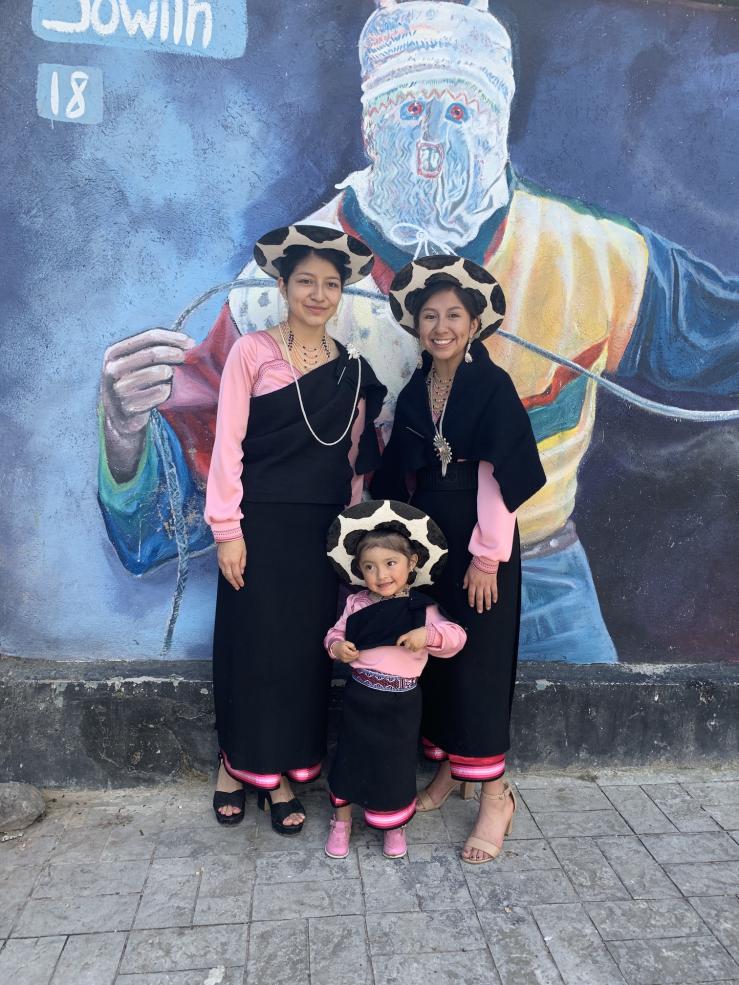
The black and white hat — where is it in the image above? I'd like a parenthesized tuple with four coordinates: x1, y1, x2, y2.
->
(326, 500, 448, 588)
(253, 224, 374, 285)
(388, 255, 506, 341)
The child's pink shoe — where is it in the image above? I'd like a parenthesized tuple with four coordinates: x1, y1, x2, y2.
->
(383, 826, 408, 859)
(325, 817, 352, 859)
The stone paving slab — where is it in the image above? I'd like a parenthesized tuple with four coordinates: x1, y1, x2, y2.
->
(585, 899, 708, 941)
(477, 906, 565, 985)
(245, 918, 308, 985)
(606, 936, 739, 985)
(596, 836, 683, 899)
(549, 838, 630, 901)
(641, 784, 721, 833)
(689, 896, 739, 963)
(49, 932, 125, 985)
(0, 769, 738, 985)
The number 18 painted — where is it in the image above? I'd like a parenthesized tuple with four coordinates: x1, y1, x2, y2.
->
(37, 63, 103, 124)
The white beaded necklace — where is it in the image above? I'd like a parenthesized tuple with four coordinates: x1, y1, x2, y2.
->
(277, 320, 362, 448)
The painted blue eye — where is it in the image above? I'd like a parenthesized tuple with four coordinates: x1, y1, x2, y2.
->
(446, 102, 469, 123)
(400, 100, 425, 120)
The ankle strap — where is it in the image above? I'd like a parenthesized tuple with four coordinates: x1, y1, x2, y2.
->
(479, 781, 512, 803)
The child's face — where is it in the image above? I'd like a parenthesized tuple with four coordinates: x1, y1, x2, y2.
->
(358, 546, 418, 597)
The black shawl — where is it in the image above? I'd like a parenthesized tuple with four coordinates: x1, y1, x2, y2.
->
(346, 590, 435, 651)
(242, 344, 386, 506)
(372, 341, 545, 512)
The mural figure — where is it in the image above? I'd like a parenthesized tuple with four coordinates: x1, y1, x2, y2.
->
(98, 0, 739, 662)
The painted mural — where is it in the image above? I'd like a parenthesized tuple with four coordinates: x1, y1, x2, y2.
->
(2, 0, 737, 662)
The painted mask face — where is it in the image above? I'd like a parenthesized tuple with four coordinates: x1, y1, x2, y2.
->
(362, 81, 510, 248)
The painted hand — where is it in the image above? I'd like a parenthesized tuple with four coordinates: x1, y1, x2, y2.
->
(101, 328, 195, 481)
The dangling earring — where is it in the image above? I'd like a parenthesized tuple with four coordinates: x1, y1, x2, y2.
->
(416, 342, 424, 369)
(464, 338, 473, 363)
(277, 290, 287, 326)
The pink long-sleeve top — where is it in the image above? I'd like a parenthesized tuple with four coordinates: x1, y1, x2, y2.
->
(205, 331, 366, 542)
(324, 590, 467, 679)
(469, 462, 517, 571)
(425, 398, 516, 569)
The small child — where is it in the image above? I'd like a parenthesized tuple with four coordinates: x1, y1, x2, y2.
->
(324, 500, 467, 859)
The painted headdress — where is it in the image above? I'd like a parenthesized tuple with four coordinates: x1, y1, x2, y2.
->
(326, 500, 448, 587)
(359, 0, 515, 104)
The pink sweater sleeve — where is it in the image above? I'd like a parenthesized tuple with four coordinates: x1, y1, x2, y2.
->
(204, 336, 254, 542)
(325, 593, 367, 656)
(347, 398, 366, 506)
(468, 461, 516, 568)
(424, 605, 467, 658)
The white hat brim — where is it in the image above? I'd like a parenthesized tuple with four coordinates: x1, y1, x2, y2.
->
(254, 224, 374, 286)
(388, 255, 505, 340)
(326, 500, 448, 587)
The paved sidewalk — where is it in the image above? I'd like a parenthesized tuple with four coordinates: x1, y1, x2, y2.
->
(1, 767, 738, 985)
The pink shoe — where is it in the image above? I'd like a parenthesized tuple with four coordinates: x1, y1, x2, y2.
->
(325, 817, 352, 859)
(383, 826, 407, 859)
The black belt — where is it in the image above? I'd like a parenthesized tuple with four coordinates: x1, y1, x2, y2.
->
(416, 461, 479, 491)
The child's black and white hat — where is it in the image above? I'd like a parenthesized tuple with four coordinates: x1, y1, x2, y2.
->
(253, 223, 374, 285)
(326, 500, 448, 587)
(388, 254, 506, 341)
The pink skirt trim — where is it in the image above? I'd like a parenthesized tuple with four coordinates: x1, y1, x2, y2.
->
(364, 799, 416, 830)
(451, 760, 506, 781)
(421, 739, 448, 761)
(421, 740, 507, 781)
(286, 763, 322, 784)
(328, 792, 416, 830)
(221, 750, 321, 790)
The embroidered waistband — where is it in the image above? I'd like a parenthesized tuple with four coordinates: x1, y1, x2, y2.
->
(351, 668, 418, 693)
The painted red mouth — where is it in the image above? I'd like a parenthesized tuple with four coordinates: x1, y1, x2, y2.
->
(417, 141, 444, 178)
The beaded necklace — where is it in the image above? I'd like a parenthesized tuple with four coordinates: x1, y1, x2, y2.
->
(277, 320, 362, 448)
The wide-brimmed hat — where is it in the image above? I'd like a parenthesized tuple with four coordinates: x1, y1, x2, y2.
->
(388, 255, 506, 341)
(253, 223, 374, 285)
(326, 500, 447, 588)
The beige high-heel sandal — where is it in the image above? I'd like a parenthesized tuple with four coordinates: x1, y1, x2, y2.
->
(461, 780, 517, 865)
(416, 780, 476, 812)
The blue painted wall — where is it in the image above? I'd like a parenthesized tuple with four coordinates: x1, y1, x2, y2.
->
(1, 0, 736, 661)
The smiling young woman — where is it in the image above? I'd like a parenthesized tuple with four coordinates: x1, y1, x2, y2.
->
(205, 224, 386, 833)
(374, 254, 546, 864)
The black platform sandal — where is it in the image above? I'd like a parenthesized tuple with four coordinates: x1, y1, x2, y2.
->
(257, 790, 306, 835)
(213, 754, 246, 826)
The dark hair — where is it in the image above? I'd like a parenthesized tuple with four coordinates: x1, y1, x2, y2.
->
(412, 281, 480, 333)
(277, 245, 350, 286)
(356, 530, 417, 563)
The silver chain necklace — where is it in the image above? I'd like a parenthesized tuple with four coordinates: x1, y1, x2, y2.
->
(277, 320, 362, 448)
(426, 368, 454, 476)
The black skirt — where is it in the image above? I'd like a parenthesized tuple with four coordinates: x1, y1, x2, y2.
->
(412, 472, 521, 758)
(212, 501, 341, 775)
(328, 676, 422, 813)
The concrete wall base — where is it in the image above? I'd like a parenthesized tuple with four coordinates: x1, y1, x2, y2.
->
(1, 657, 736, 788)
